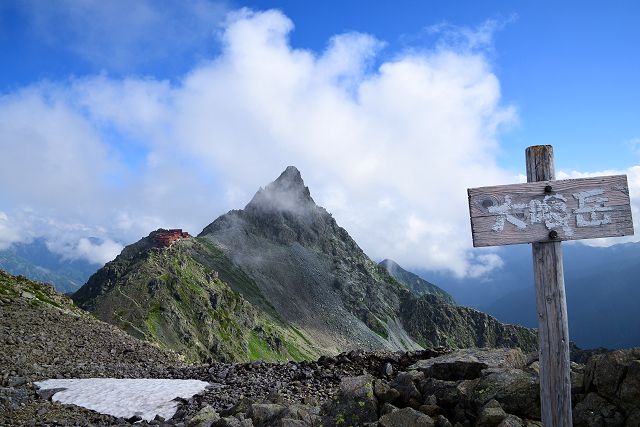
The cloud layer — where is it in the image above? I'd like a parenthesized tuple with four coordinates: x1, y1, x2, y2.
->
(4, 8, 631, 274)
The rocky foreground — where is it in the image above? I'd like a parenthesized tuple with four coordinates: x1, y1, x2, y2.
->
(2, 271, 640, 426)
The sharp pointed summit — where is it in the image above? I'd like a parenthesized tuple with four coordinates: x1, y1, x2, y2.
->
(274, 165, 304, 186)
(246, 166, 314, 213)
(74, 167, 537, 364)
(196, 167, 536, 354)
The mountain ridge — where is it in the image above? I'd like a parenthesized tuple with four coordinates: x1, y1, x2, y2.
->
(424, 242, 640, 349)
(0, 238, 98, 294)
(74, 166, 537, 362)
(379, 258, 455, 303)
(73, 230, 316, 363)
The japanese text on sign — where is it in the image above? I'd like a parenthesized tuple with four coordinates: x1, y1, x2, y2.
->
(489, 188, 612, 236)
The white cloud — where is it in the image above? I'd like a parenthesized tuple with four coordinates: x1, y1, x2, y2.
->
(0, 212, 25, 250)
(1, 9, 521, 275)
(0, 210, 122, 264)
(0, 86, 120, 211)
(557, 167, 640, 247)
(466, 253, 505, 278)
(50, 237, 123, 265)
(425, 14, 517, 52)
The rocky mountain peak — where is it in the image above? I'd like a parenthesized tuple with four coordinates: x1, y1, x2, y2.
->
(274, 165, 304, 187)
(379, 258, 455, 304)
(246, 166, 314, 213)
(380, 259, 399, 271)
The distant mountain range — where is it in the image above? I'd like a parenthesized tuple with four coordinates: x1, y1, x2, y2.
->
(0, 238, 98, 294)
(72, 167, 536, 363)
(8, 167, 637, 352)
(421, 242, 640, 349)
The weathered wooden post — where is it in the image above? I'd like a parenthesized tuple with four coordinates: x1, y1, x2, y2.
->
(467, 145, 634, 426)
(526, 145, 571, 424)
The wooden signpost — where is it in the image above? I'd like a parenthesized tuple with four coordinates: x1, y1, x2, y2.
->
(467, 145, 634, 426)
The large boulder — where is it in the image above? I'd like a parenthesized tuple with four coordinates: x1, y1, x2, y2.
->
(584, 348, 640, 413)
(410, 348, 527, 381)
(374, 379, 401, 404)
(498, 415, 525, 427)
(572, 392, 624, 427)
(389, 371, 423, 406)
(212, 416, 255, 427)
(471, 368, 540, 420)
(188, 405, 221, 427)
(321, 375, 378, 425)
(279, 404, 320, 426)
(246, 403, 285, 426)
(476, 399, 507, 427)
(378, 407, 435, 427)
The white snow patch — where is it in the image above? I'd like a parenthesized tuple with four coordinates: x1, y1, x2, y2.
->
(34, 378, 210, 421)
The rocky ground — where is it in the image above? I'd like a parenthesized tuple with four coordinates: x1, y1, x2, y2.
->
(2, 271, 640, 426)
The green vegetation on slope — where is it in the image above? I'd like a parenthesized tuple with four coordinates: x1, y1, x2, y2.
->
(400, 294, 537, 352)
(0, 270, 73, 311)
(73, 167, 537, 362)
(73, 237, 319, 363)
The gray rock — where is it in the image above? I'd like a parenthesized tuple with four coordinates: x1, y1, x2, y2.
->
(266, 388, 285, 404)
(279, 419, 309, 427)
(584, 348, 640, 414)
(476, 399, 507, 427)
(624, 409, 640, 427)
(7, 376, 26, 387)
(410, 348, 527, 381)
(187, 405, 221, 427)
(497, 415, 524, 427)
(374, 379, 401, 404)
(419, 404, 446, 417)
(0, 387, 30, 411)
(247, 403, 285, 425)
(279, 403, 319, 424)
(572, 392, 624, 427)
(434, 414, 453, 427)
(381, 402, 398, 416)
(378, 407, 435, 427)
(221, 398, 254, 417)
(212, 416, 254, 427)
(571, 369, 584, 395)
(471, 369, 540, 420)
(321, 375, 378, 425)
(390, 371, 422, 405)
(36, 387, 66, 401)
(418, 378, 459, 404)
(382, 362, 394, 376)
(619, 359, 640, 406)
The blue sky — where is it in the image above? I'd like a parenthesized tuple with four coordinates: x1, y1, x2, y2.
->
(3, 1, 639, 172)
(1, 1, 639, 275)
(246, 0, 640, 173)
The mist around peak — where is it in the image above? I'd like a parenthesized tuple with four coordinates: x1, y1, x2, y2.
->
(245, 166, 316, 216)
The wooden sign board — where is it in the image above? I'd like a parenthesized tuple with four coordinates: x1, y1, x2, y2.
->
(468, 174, 633, 247)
